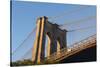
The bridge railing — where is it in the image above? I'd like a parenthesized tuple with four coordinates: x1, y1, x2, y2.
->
(42, 34, 96, 63)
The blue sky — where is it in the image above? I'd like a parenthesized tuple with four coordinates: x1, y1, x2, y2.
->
(11, 1, 96, 61)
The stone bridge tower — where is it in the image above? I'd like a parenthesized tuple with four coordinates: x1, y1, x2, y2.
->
(32, 16, 67, 63)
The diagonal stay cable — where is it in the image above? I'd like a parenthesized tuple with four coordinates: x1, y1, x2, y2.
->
(49, 6, 90, 20)
(11, 27, 36, 55)
(67, 25, 96, 32)
(20, 47, 33, 60)
(60, 15, 96, 27)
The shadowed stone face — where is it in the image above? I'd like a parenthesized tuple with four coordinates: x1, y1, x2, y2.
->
(32, 16, 67, 63)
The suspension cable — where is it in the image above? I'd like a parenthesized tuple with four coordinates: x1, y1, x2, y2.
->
(60, 15, 96, 27)
(11, 27, 36, 55)
(49, 6, 90, 20)
(68, 25, 96, 32)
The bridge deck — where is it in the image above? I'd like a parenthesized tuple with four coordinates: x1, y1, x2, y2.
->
(60, 45, 96, 63)
(41, 35, 96, 64)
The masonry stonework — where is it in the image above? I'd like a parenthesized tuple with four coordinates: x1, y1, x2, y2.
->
(32, 16, 67, 63)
